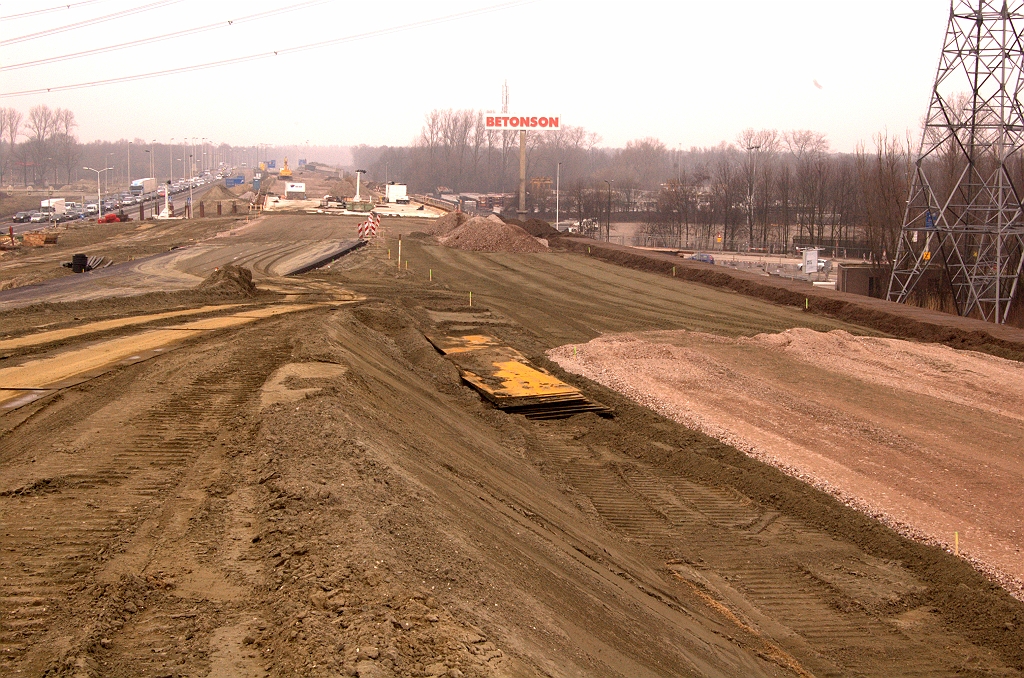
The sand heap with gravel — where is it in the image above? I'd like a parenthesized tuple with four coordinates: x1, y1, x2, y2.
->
(436, 214, 547, 253)
(196, 264, 257, 297)
(424, 210, 468, 237)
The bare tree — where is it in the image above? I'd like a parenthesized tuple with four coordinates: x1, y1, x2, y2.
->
(857, 131, 912, 267)
(26, 105, 57, 184)
(739, 128, 780, 246)
(53, 108, 79, 185)
(0, 108, 7, 186)
(785, 130, 830, 246)
(619, 137, 668, 189)
(5, 108, 23, 185)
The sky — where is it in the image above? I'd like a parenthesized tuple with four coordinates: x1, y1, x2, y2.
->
(0, 0, 951, 152)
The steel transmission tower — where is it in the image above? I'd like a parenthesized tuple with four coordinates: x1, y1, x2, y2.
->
(888, 0, 1024, 323)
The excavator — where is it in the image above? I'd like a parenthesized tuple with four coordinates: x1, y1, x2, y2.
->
(279, 157, 293, 179)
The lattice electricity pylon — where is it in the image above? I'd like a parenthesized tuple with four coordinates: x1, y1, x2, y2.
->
(888, 0, 1024, 323)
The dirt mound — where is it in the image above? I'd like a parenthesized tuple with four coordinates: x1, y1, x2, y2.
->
(195, 264, 256, 297)
(505, 216, 559, 238)
(202, 184, 243, 203)
(439, 215, 546, 253)
(329, 177, 356, 198)
(553, 238, 1024, 361)
(423, 210, 467, 236)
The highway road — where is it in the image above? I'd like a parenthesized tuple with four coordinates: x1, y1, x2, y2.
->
(7, 175, 243, 237)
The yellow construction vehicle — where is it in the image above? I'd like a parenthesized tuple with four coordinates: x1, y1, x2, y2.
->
(279, 157, 293, 179)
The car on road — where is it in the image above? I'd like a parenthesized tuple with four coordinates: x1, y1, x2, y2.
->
(688, 253, 715, 264)
(29, 212, 49, 223)
(12, 211, 32, 222)
(85, 203, 98, 215)
(798, 259, 830, 272)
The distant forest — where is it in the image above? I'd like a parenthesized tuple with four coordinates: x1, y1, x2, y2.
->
(0, 103, 919, 263)
(352, 108, 916, 262)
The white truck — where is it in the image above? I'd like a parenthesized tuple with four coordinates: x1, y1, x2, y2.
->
(130, 177, 157, 197)
(39, 198, 66, 217)
(385, 182, 409, 204)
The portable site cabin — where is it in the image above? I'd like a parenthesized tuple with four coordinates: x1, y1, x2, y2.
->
(284, 182, 306, 200)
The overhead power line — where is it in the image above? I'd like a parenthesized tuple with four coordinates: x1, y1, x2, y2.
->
(0, 0, 180, 46)
(0, 1, 529, 98)
(0, 0, 104, 21)
(1, 1, 327, 72)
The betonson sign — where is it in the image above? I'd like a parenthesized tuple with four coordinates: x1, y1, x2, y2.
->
(485, 115, 560, 130)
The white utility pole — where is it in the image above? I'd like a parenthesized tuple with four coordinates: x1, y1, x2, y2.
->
(354, 169, 365, 202)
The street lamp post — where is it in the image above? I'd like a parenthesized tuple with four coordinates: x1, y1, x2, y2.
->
(745, 143, 760, 251)
(169, 138, 174, 183)
(555, 162, 561, 230)
(128, 141, 132, 188)
(188, 153, 194, 218)
(604, 179, 614, 242)
(83, 166, 112, 218)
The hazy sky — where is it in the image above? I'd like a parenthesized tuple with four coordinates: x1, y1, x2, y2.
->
(0, 0, 950, 152)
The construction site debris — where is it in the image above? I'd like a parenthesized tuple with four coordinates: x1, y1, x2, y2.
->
(195, 264, 257, 297)
(428, 333, 611, 418)
(438, 215, 547, 253)
(22, 232, 59, 246)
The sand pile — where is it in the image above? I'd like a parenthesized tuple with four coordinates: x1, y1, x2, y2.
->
(439, 215, 546, 253)
(202, 184, 243, 202)
(196, 265, 257, 297)
(329, 177, 357, 198)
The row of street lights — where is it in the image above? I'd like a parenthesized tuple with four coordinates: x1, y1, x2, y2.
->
(126, 137, 216, 187)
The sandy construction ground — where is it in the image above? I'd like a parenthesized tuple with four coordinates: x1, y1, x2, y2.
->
(5, 215, 1024, 676)
(550, 328, 1024, 594)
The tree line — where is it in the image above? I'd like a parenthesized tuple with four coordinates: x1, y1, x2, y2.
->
(352, 108, 916, 263)
(0, 105, 79, 188)
(0, 105, 351, 191)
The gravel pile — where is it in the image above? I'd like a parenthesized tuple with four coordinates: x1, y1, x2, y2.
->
(424, 211, 467, 237)
(439, 215, 547, 253)
(505, 217, 559, 238)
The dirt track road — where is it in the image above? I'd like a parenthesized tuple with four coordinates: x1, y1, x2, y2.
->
(0, 214, 361, 309)
(2, 215, 1024, 676)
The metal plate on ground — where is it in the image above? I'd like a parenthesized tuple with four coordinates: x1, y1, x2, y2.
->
(427, 333, 612, 419)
